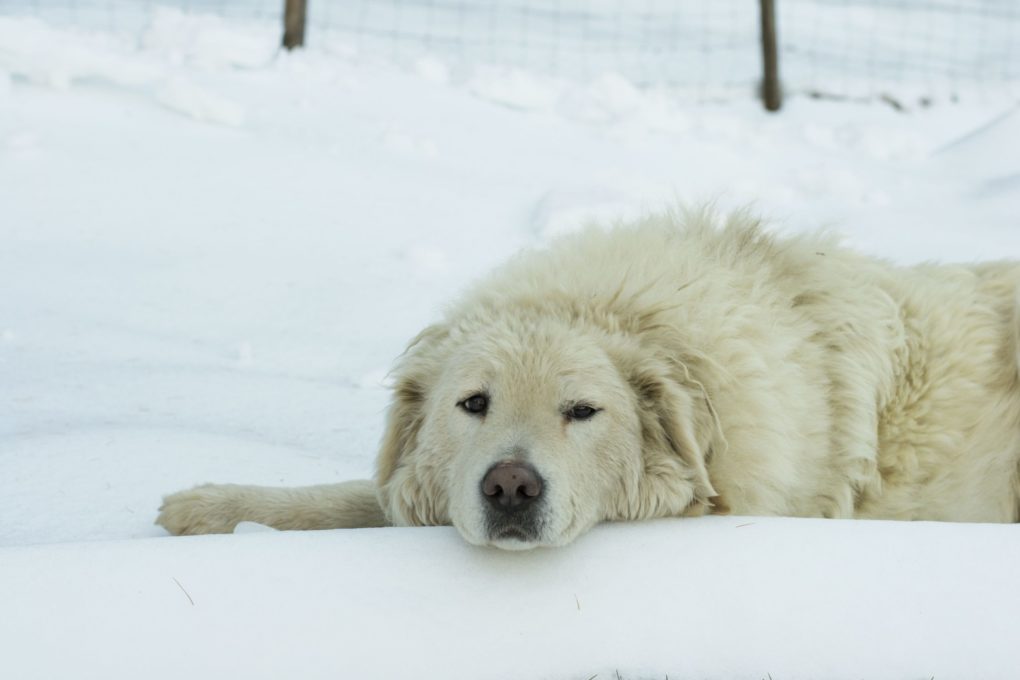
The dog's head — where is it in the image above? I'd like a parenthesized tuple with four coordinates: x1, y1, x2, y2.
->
(375, 310, 719, 549)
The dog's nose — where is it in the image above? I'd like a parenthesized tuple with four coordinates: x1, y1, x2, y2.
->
(481, 461, 543, 511)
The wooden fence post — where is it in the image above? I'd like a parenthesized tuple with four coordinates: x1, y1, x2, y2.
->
(759, 0, 782, 111)
(283, 0, 307, 50)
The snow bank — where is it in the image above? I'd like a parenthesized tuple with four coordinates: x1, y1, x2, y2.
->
(1, 516, 1016, 679)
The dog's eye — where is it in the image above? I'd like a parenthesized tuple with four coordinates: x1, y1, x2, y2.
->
(459, 394, 489, 416)
(565, 403, 599, 421)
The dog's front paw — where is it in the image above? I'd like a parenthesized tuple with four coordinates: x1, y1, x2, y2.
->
(156, 484, 244, 535)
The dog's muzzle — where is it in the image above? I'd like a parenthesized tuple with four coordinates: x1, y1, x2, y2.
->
(481, 460, 545, 542)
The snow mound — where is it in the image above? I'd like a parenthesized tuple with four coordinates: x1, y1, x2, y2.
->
(935, 105, 1020, 193)
(0, 16, 158, 88)
(531, 187, 648, 241)
(140, 7, 277, 70)
(156, 76, 246, 126)
(1, 516, 1017, 679)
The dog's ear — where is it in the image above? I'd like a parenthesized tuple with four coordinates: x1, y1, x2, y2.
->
(629, 358, 721, 513)
(375, 324, 448, 487)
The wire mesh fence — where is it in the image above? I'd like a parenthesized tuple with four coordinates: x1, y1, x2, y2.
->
(313, 1, 759, 101)
(780, 0, 1020, 104)
(0, 0, 279, 32)
(1, 0, 1018, 105)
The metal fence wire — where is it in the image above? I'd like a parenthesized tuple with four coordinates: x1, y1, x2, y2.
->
(2, 0, 1018, 105)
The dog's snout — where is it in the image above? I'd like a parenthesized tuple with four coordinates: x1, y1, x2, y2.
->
(482, 461, 543, 511)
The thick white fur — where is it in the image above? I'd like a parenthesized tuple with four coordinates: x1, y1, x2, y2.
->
(158, 209, 1020, 547)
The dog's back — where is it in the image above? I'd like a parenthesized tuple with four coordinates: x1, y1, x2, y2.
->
(858, 260, 1020, 521)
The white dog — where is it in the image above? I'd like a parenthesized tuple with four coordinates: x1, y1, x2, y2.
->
(157, 209, 1020, 549)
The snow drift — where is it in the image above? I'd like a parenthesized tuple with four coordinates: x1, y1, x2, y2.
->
(2, 516, 1017, 680)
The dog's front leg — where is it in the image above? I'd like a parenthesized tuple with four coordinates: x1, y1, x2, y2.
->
(156, 479, 387, 535)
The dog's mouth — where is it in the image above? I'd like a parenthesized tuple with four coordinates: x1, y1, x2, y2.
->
(490, 526, 537, 542)
(485, 516, 543, 548)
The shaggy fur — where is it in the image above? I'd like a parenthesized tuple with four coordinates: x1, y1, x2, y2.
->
(157, 209, 1020, 548)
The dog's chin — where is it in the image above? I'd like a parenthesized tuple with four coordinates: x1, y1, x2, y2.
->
(458, 512, 592, 550)
(454, 522, 550, 550)
(486, 526, 545, 550)
(452, 502, 586, 550)
(488, 534, 542, 550)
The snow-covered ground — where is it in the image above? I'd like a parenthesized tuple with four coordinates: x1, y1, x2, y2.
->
(4, 517, 1019, 680)
(1, 6, 1019, 679)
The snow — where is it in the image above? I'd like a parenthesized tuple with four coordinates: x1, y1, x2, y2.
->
(1, 5, 1019, 679)
(3, 517, 1019, 680)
